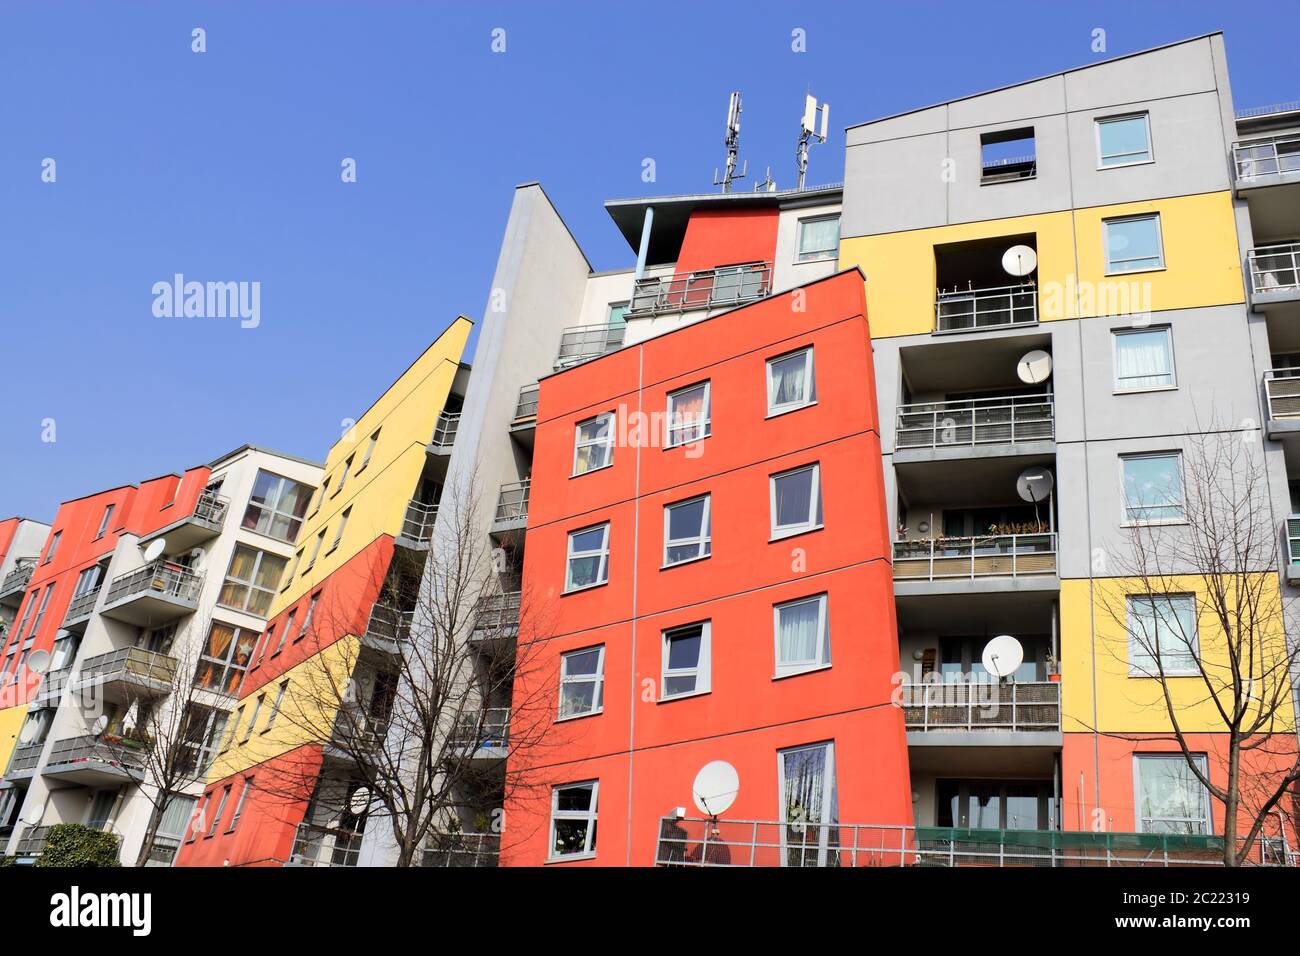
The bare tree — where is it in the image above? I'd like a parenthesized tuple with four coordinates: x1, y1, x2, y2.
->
(1100, 424, 1300, 865)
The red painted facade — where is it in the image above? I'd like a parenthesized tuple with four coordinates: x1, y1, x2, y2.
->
(504, 265, 911, 866)
(675, 206, 779, 274)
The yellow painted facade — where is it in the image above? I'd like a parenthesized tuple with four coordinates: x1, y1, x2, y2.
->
(838, 191, 1245, 339)
(0, 704, 28, 777)
(1060, 575, 1294, 735)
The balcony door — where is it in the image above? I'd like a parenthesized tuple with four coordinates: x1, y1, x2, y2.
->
(778, 742, 839, 867)
(936, 779, 1055, 830)
(940, 635, 1047, 682)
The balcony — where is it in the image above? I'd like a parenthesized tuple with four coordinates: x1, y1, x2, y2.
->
(490, 480, 529, 537)
(33, 666, 72, 706)
(61, 585, 102, 631)
(895, 393, 1053, 460)
(654, 817, 1254, 867)
(99, 561, 202, 626)
(43, 735, 147, 785)
(626, 262, 774, 319)
(1248, 243, 1300, 312)
(396, 499, 438, 549)
(1264, 370, 1300, 439)
(4, 741, 44, 781)
(13, 825, 50, 859)
(74, 647, 178, 703)
(0, 559, 35, 608)
(1234, 134, 1300, 191)
(554, 323, 625, 370)
(448, 707, 510, 759)
(893, 534, 1057, 594)
(902, 680, 1061, 746)
(288, 823, 362, 867)
(935, 284, 1037, 333)
(363, 603, 413, 653)
(1286, 516, 1300, 584)
(512, 384, 539, 428)
(422, 832, 500, 867)
(472, 591, 520, 645)
(429, 411, 459, 455)
(140, 489, 230, 554)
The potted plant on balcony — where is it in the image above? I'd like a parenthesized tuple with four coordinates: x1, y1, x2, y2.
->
(1045, 652, 1061, 682)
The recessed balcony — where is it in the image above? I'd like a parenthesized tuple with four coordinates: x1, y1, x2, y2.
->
(362, 603, 413, 654)
(98, 561, 203, 626)
(490, 480, 529, 537)
(61, 585, 102, 631)
(1248, 244, 1300, 312)
(0, 559, 36, 608)
(471, 591, 520, 646)
(33, 666, 72, 707)
(395, 499, 438, 550)
(428, 412, 459, 455)
(42, 734, 147, 785)
(935, 284, 1037, 333)
(1264, 370, 1300, 440)
(13, 825, 50, 860)
(895, 393, 1053, 462)
(626, 262, 773, 319)
(512, 384, 539, 431)
(893, 533, 1057, 595)
(4, 741, 44, 781)
(139, 489, 229, 554)
(447, 707, 510, 760)
(1234, 134, 1300, 192)
(554, 323, 625, 370)
(422, 831, 500, 867)
(74, 647, 178, 704)
(288, 823, 363, 867)
(902, 679, 1062, 748)
(1286, 516, 1300, 584)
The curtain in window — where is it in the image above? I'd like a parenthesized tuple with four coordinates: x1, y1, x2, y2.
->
(1115, 330, 1172, 388)
(778, 600, 820, 663)
(195, 623, 234, 689)
(670, 388, 706, 440)
(771, 357, 807, 406)
(782, 746, 828, 825)
(799, 218, 839, 258)
(1129, 596, 1197, 673)
(774, 471, 813, 527)
(1139, 757, 1208, 833)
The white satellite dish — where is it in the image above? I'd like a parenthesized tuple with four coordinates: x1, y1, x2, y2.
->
(1002, 244, 1038, 277)
(91, 714, 109, 736)
(26, 649, 50, 675)
(982, 635, 1025, 679)
(142, 538, 166, 562)
(692, 760, 740, 817)
(1016, 465, 1055, 503)
(1017, 349, 1053, 385)
(349, 787, 370, 816)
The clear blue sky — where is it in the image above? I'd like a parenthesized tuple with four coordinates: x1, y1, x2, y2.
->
(0, 1, 1291, 521)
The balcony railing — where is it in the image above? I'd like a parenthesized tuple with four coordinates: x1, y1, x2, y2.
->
(896, 394, 1054, 450)
(513, 384, 539, 421)
(449, 707, 510, 752)
(4, 741, 45, 779)
(981, 154, 1037, 183)
(554, 323, 625, 370)
(654, 818, 1278, 867)
(365, 603, 413, 646)
(62, 585, 102, 626)
(935, 284, 1037, 332)
(627, 262, 774, 318)
(422, 832, 501, 867)
(431, 411, 460, 450)
(901, 680, 1061, 732)
(190, 489, 230, 530)
(1264, 369, 1300, 422)
(1, 558, 36, 597)
(289, 823, 363, 867)
(104, 560, 203, 607)
(1286, 517, 1300, 578)
(473, 591, 521, 637)
(493, 479, 530, 526)
(1236, 100, 1300, 119)
(34, 666, 72, 704)
(77, 646, 178, 690)
(45, 735, 148, 775)
(893, 533, 1057, 580)
(1249, 243, 1300, 296)
(14, 825, 50, 858)
(1234, 134, 1300, 181)
(400, 499, 438, 544)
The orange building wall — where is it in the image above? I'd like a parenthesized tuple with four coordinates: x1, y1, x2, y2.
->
(675, 206, 779, 273)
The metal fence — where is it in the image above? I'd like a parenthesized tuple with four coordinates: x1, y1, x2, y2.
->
(628, 262, 774, 317)
(554, 323, 626, 370)
(896, 394, 1054, 449)
(901, 680, 1061, 732)
(1234, 134, 1300, 180)
(893, 533, 1057, 580)
(936, 284, 1037, 332)
(1248, 243, 1300, 295)
(104, 560, 202, 606)
(422, 832, 500, 867)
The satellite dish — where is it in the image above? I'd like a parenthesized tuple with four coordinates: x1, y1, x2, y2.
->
(26, 649, 50, 675)
(1017, 350, 1053, 384)
(692, 760, 740, 817)
(142, 539, 166, 562)
(349, 787, 370, 816)
(1002, 245, 1038, 277)
(91, 714, 109, 736)
(1016, 466, 1055, 503)
(982, 635, 1025, 679)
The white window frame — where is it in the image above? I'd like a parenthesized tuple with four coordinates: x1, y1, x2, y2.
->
(359, 430, 379, 471)
(207, 785, 232, 837)
(795, 214, 841, 262)
(334, 456, 354, 496)
(1112, 325, 1176, 393)
(1104, 214, 1165, 275)
(1127, 593, 1200, 677)
(242, 694, 265, 743)
(661, 621, 712, 700)
(305, 531, 326, 571)
(219, 546, 287, 617)
(227, 777, 253, 832)
(572, 412, 616, 476)
(558, 645, 605, 720)
(243, 470, 313, 544)
(1120, 451, 1186, 525)
(330, 507, 350, 552)
(565, 523, 610, 593)
(309, 479, 329, 517)
(265, 681, 289, 731)
(773, 593, 831, 678)
(1095, 112, 1154, 169)
(663, 495, 712, 567)
(44, 531, 60, 564)
(1133, 753, 1212, 835)
(548, 780, 599, 861)
(665, 381, 712, 447)
(770, 464, 823, 540)
(766, 347, 817, 416)
(96, 504, 115, 539)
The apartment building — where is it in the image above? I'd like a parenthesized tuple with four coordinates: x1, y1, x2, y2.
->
(176, 320, 470, 867)
(0, 447, 320, 865)
(0, 518, 52, 637)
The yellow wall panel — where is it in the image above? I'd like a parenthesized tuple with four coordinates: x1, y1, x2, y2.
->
(0, 704, 28, 777)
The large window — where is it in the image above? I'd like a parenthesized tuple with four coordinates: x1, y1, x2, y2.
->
(796, 215, 840, 262)
(145, 795, 198, 866)
(666, 382, 711, 447)
(219, 546, 287, 617)
(1113, 327, 1175, 391)
(1121, 453, 1184, 523)
(1127, 594, 1199, 676)
(1104, 214, 1164, 273)
(1096, 113, 1153, 168)
(767, 348, 816, 415)
(1135, 754, 1211, 834)
(559, 645, 605, 719)
(661, 622, 711, 699)
(242, 470, 314, 543)
(778, 742, 838, 866)
(573, 413, 615, 475)
(664, 495, 711, 566)
(565, 524, 610, 592)
(774, 594, 831, 677)
(770, 464, 823, 539)
(549, 781, 599, 860)
(193, 621, 258, 694)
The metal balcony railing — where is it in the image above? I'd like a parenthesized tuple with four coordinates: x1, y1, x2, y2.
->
(190, 489, 230, 530)
(104, 560, 203, 607)
(289, 823, 363, 867)
(554, 323, 626, 370)
(45, 735, 148, 774)
(654, 817, 1283, 868)
(449, 707, 510, 752)
(1286, 516, 1300, 572)
(896, 394, 1054, 449)
(1264, 369, 1300, 422)
(493, 480, 530, 525)
(1236, 100, 1300, 119)
(14, 825, 50, 858)
(1249, 243, 1300, 296)
(893, 533, 1057, 580)
(627, 262, 774, 318)
(0, 558, 36, 598)
(473, 591, 521, 636)
(981, 154, 1037, 183)
(513, 384, 539, 421)
(4, 741, 44, 778)
(936, 283, 1037, 332)
(143, 835, 183, 867)
(431, 411, 460, 449)
(63, 585, 102, 625)
(34, 666, 71, 704)
(365, 603, 413, 646)
(422, 831, 501, 867)
(901, 680, 1061, 732)
(1234, 134, 1300, 181)
(77, 646, 178, 689)
(400, 499, 438, 544)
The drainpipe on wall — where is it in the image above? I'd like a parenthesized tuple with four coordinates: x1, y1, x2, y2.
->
(633, 207, 654, 281)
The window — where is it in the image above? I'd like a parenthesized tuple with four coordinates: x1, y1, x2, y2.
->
(1096, 113, 1153, 168)
(573, 413, 615, 475)
(1127, 594, 1199, 676)
(305, 531, 325, 570)
(242, 695, 265, 743)
(207, 785, 232, 836)
(95, 504, 116, 539)
(255, 627, 274, 665)
(663, 496, 712, 566)
(310, 479, 330, 517)
(661, 622, 711, 699)
(193, 621, 258, 694)
(28, 586, 54, 637)
(1104, 214, 1164, 273)
(1113, 327, 1175, 391)
(222, 707, 244, 753)
(274, 610, 297, 656)
(774, 594, 831, 677)
(1135, 754, 1211, 834)
(796, 215, 840, 262)
(219, 546, 287, 616)
(284, 550, 302, 589)
(297, 593, 320, 642)
(330, 508, 350, 552)
(265, 681, 289, 730)
(770, 464, 823, 539)
(242, 470, 313, 543)
(1121, 453, 1184, 523)
(666, 382, 711, 447)
(549, 781, 599, 860)
(565, 523, 610, 592)
(179, 705, 228, 776)
(559, 646, 605, 719)
(767, 348, 816, 415)
(334, 456, 354, 496)
(43, 531, 60, 564)
(13, 591, 38, 642)
(980, 127, 1037, 183)
(73, 565, 102, 598)
(778, 742, 839, 866)
(188, 794, 209, 842)
(359, 430, 380, 471)
(227, 778, 253, 832)
(607, 302, 629, 331)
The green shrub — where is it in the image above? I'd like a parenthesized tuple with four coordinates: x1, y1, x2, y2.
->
(33, 824, 122, 868)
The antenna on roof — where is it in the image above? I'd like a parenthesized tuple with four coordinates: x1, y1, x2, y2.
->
(796, 93, 830, 189)
(753, 166, 776, 192)
(713, 91, 747, 193)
